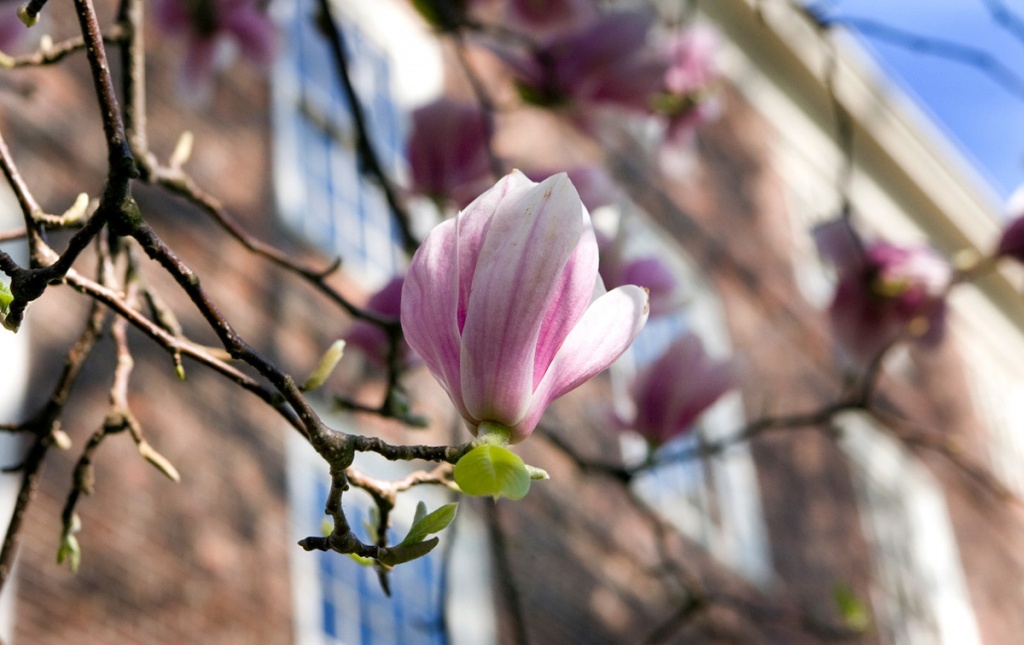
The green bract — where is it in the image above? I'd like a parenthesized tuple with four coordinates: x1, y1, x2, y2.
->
(301, 340, 346, 391)
(0, 281, 12, 316)
(453, 444, 531, 500)
(400, 501, 458, 547)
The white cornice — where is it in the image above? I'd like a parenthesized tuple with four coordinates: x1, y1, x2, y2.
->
(700, 0, 1024, 328)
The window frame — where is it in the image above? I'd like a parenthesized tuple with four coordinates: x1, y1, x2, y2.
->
(838, 412, 981, 645)
(606, 206, 774, 587)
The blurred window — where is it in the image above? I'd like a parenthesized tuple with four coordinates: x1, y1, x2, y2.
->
(271, 3, 495, 644)
(608, 208, 774, 587)
(839, 413, 980, 645)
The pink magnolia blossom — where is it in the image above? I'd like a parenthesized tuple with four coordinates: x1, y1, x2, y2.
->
(500, 11, 665, 112)
(996, 185, 1024, 262)
(407, 99, 492, 208)
(0, 1, 25, 53)
(345, 276, 415, 368)
(153, 0, 275, 98)
(814, 219, 950, 368)
(617, 333, 736, 447)
(657, 26, 721, 146)
(597, 231, 678, 316)
(401, 171, 650, 444)
(525, 165, 619, 212)
(996, 216, 1024, 262)
(505, 0, 596, 38)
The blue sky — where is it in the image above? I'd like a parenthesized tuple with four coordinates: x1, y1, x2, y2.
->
(818, 0, 1024, 201)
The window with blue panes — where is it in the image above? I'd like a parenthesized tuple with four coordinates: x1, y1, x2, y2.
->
(288, 435, 452, 645)
(271, 0, 406, 285)
(286, 430, 496, 645)
(272, 2, 496, 643)
(608, 208, 774, 586)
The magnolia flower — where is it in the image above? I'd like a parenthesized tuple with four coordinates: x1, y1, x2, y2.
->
(505, 0, 596, 38)
(0, 1, 25, 53)
(500, 11, 665, 112)
(996, 184, 1024, 262)
(401, 171, 649, 444)
(617, 333, 736, 447)
(345, 276, 413, 368)
(153, 0, 276, 99)
(996, 217, 1024, 262)
(598, 230, 678, 316)
(657, 27, 721, 147)
(407, 99, 492, 208)
(814, 219, 950, 368)
(525, 165, 619, 213)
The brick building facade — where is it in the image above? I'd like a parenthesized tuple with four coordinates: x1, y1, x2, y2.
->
(2, 1, 1024, 644)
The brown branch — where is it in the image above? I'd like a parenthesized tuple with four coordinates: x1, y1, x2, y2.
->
(72, 0, 132, 170)
(874, 407, 1018, 502)
(62, 268, 303, 433)
(346, 463, 454, 501)
(0, 229, 25, 243)
(117, 0, 147, 161)
(0, 128, 46, 259)
(1, 28, 128, 68)
(315, 0, 419, 254)
(0, 299, 106, 593)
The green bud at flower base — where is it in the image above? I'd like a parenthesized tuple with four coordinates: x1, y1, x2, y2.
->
(453, 422, 533, 500)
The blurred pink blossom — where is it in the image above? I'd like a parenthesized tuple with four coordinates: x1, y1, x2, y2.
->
(996, 216, 1024, 262)
(657, 26, 721, 147)
(814, 218, 950, 369)
(153, 0, 276, 98)
(401, 171, 649, 443)
(617, 333, 736, 447)
(0, 1, 27, 53)
(505, 0, 596, 38)
(345, 276, 415, 368)
(598, 230, 678, 316)
(997, 184, 1024, 262)
(407, 99, 493, 208)
(499, 11, 665, 112)
(525, 166, 619, 212)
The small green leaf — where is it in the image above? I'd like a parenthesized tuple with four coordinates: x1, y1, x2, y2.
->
(526, 465, 550, 480)
(364, 505, 381, 543)
(362, 519, 378, 544)
(169, 131, 194, 169)
(378, 537, 439, 567)
(302, 340, 346, 391)
(400, 502, 458, 546)
(16, 6, 39, 28)
(412, 501, 428, 527)
(57, 534, 81, 573)
(453, 445, 531, 500)
(0, 281, 12, 316)
(833, 583, 870, 632)
(347, 553, 375, 567)
(137, 440, 181, 483)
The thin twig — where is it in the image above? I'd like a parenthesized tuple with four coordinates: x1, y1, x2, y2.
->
(0, 299, 106, 593)
(1, 28, 128, 68)
(828, 16, 1024, 100)
(315, 0, 419, 254)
